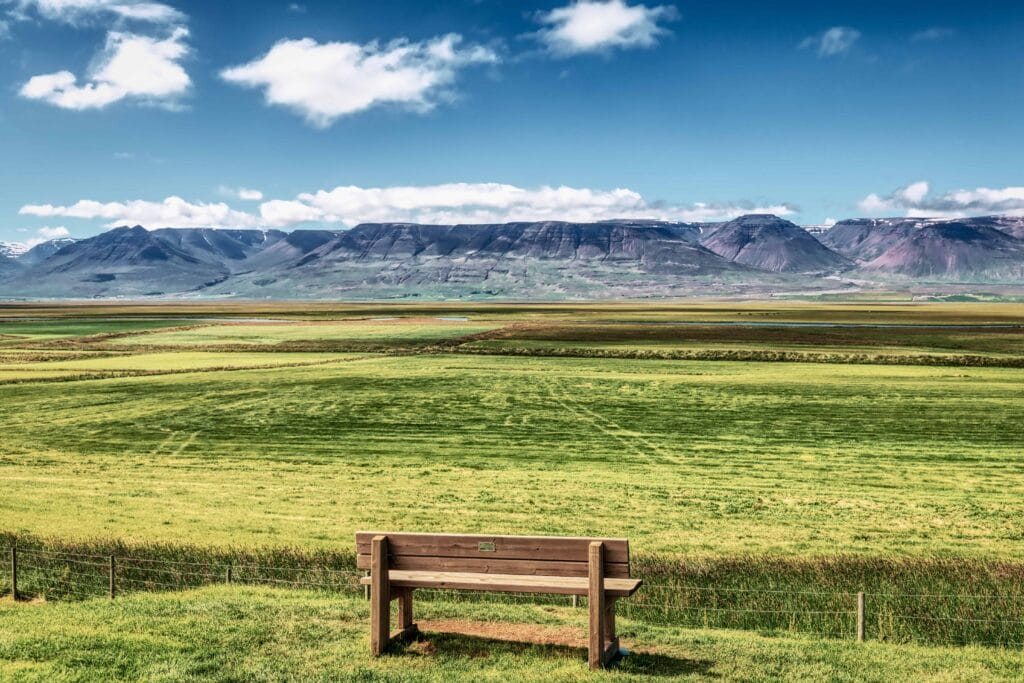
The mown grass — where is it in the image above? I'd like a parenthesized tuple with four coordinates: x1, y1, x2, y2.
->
(1, 586, 1022, 682)
(1, 354, 1021, 557)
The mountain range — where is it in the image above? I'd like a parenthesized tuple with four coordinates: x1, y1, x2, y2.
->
(1, 214, 1023, 299)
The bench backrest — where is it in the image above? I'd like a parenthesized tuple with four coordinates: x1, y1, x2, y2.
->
(355, 531, 631, 578)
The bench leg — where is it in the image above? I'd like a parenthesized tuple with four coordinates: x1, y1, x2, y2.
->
(603, 598, 620, 667)
(588, 541, 606, 671)
(394, 588, 420, 643)
(398, 588, 413, 630)
(370, 535, 390, 656)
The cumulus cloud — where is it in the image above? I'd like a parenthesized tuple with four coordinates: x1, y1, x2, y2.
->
(4, 0, 184, 25)
(255, 182, 794, 227)
(532, 0, 677, 55)
(20, 196, 261, 228)
(221, 33, 498, 127)
(799, 26, 860, 57)
(858, 181, 1024, 218)
(19, 184, 797, 229)
(19, 26, 190, 109)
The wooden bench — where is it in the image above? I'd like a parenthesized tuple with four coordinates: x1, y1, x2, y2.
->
(356, 531, 642, 670)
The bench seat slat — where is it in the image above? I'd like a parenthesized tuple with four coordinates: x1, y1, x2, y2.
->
(358, 570, 643, 598)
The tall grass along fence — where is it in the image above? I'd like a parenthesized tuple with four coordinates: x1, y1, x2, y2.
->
(2, 536, 1022, 649)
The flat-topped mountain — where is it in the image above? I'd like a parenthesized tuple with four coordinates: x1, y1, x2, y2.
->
(820, 216, 1024, 281)
(819, 218, 921, 261)
(2, 214, 1023, 298)
(860, 220, 1024, 280)
(221, 221, 765, 298)
(699, 214, 852, 274)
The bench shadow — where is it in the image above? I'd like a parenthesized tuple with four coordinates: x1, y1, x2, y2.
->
(616, 651, 718, 678)
(391, 631, 716, 677)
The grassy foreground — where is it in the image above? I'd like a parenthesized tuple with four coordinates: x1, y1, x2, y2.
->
(1, 586, 1021, 682)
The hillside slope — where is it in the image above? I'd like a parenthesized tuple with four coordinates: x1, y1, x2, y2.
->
(700, 214, 852, 273)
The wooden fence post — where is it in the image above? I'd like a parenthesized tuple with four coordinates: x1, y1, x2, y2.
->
(10, 546, 17, 601)
(857, 592, 865, 643)
(572, 595, 579, 608)
(226, 566, 233, 584)
(109, 556, 116, 599)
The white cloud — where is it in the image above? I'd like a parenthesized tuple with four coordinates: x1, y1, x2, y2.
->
(911, 27, 954, 42)
(19, 26, 190, 109)
(858, 181, 1024, 218)
(24, 225, 70, 248)
(799, 26, 860, 57)
(5, 1, 184, 25)
(218, 186, 264, 201)
(18, 184, 797, 229)
(259, 199, 323, 226)
(221, 33, 498, 127)
(532, 0, 677, 55)
(20, 196, 261, 228)
(822, 217, 837, 228)
(256, 182, 794, 227)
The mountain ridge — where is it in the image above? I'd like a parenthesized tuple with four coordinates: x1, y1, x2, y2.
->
(1, 215, 1023, 298)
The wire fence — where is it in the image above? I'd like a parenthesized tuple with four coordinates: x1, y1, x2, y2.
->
(2, 545, 1022, 649)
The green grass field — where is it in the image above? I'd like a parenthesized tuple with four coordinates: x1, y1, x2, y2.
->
(1, 302, 1022, 679)
(2, 587, 1022, 682)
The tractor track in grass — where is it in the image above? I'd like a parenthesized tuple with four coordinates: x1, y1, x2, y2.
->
(539, 376, 686, 468)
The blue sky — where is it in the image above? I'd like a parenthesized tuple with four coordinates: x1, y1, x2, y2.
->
(1, 0, 1023, 245)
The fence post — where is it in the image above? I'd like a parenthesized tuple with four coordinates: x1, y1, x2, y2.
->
(109, 556, 116, 599)
(226, 565, 233, 584)
(10, 546, 17, 601)
(364, 570, 370, 600)
(572, 595, 579, 608)
(857, 592, 865, 642)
